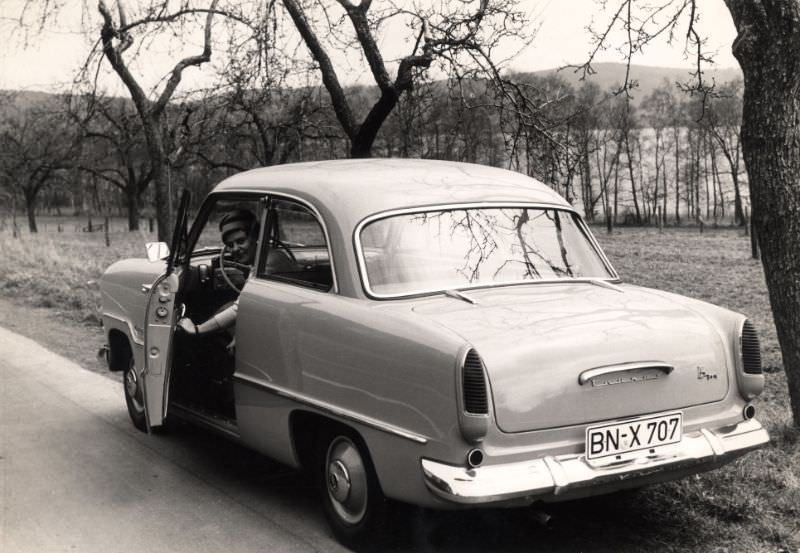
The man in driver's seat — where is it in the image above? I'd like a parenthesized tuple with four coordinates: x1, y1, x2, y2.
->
(176, 208, 257, 340)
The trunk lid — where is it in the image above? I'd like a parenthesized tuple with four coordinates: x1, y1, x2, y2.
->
(410, 283, 729, 432)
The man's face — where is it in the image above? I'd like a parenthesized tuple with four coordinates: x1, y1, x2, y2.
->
(224, 229, 255, 265)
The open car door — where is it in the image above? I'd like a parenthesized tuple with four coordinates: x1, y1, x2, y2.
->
(141, 191, 190, 430)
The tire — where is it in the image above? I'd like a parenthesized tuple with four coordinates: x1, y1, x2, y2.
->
(316, 427, 387, 548)
(123, 356, 148, 432)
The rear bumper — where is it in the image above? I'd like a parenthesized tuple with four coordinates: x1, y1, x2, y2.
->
(421, 418, 769, 505)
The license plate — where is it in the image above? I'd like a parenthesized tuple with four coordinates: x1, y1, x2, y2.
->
(585, 411, 682, 461)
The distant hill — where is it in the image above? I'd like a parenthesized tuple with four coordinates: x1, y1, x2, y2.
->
(0, 90, 67, 117)
(515, 62, 742, 102)
(2, 63, 743, 114)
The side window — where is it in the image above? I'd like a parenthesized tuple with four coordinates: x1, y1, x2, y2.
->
(193, 197, 263, 255)
(257, 198, 333, 291)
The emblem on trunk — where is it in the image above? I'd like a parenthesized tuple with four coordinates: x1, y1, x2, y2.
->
(579, 362, 674, 388)
(697, 367, 719, 381)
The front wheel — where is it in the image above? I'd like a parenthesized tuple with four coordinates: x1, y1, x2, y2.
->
(317, 429, 386, 547)
(123, 357, 147, 432)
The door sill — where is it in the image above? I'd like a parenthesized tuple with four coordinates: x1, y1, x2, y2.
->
(170, 401, 240, 440)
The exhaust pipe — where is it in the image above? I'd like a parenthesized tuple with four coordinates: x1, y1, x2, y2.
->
(743, 403, 756, 420)
(466, 448, 484, 468)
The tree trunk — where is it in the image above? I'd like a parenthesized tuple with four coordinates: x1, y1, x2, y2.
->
(710, 140, 722, 219)
(582, 133, 593, 221)
(625, 134, 642, 224)
(604, 172, 613, 234)
(144, 115, 172, 241)
(662, 166, 668, 226)
(126, 185, 140, 231)
(613, 158, 619, 225)
(703, 133, 711, 219)
(24, 189, 38, 233)
(653, 130, 661, 220)
(674, 126, 681, 223)
(732, 167, 745, 226)
(727, 0, 800, 425)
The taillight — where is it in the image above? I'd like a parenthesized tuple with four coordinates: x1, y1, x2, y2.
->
(463, 349, 488, 415)
(459, 349, 489, 444)
(741, 319, 762, 375)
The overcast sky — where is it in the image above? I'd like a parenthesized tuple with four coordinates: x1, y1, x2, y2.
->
(0, 0, 739, 94)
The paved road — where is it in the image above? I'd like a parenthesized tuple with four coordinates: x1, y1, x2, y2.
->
(0, 326, 345, 553)
(0, 325, 687, 553)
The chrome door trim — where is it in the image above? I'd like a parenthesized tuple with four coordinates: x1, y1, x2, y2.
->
(233, 373, 428, 444)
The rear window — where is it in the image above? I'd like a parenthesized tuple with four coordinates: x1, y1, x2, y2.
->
(358, 206, 614, 297)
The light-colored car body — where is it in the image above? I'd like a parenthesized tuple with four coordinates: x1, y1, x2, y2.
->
(101, 159, 768, 541)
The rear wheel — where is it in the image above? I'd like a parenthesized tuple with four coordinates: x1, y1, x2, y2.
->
(317, 428, 386, 547)
(123, 357, 147, 432)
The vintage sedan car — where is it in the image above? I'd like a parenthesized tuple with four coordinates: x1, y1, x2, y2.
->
(100, 159, 769, 546)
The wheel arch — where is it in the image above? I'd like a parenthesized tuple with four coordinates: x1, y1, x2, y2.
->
(107, 329, 133, 372)
(289, 410, 381, 491)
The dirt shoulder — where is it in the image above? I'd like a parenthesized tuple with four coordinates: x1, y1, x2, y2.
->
(0, 296, 120, 383)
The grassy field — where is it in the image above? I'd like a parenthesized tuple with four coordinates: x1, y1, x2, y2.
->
(0, 223, 153, 325)
(0, 224, 797, 551)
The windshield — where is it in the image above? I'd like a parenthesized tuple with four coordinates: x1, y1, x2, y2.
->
(358, 207, 615, 297)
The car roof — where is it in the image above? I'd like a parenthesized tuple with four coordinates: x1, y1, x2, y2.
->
(213, 159, 571, 226)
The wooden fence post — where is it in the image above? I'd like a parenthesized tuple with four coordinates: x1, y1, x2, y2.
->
(105, 216, 110, 247)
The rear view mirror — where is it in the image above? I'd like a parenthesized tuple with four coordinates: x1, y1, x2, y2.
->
(145, 242, 170, 263)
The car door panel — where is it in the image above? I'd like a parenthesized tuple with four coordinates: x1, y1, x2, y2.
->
(142, 271, 181, 429)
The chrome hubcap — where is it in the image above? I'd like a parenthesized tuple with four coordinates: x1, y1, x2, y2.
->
(328, 460, 351, 503)
(325, 437, 368, 525)
(125, 363, 144, 413)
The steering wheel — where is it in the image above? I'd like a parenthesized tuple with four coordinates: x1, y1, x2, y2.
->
(218, 249, 250, 294)
(274, 239, 297, 264)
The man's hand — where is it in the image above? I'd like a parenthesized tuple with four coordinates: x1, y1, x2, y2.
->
(176, 317, 198, 335)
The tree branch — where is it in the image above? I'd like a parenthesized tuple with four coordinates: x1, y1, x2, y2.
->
(282, 0, 356, 139)
(153, 0, 219, 116)
(338, 0, 393, 91)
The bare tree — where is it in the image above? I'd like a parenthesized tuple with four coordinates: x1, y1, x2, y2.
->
(702, 80, 746, 225)
(590, 0, 800, 425)
(592, 102, 625, 232)
(279, 0, 528, 158)
(93, 0, 225, 240)
(642, 81, 676, 225)
(0, 103, 80, 233)
(72, 95, 153, 230)
(574, 83, 602, 221)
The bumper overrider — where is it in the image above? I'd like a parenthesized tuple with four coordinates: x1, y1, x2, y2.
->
(421, 419, 769, 505)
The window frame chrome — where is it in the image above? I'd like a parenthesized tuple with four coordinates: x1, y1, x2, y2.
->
(250, 191, 339, 294)
(353, 202, 621, 300)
